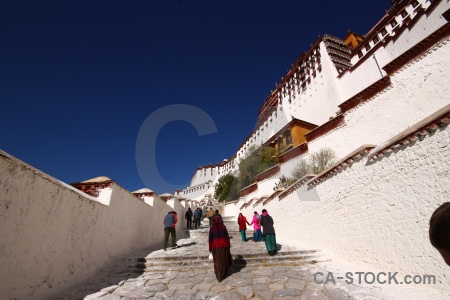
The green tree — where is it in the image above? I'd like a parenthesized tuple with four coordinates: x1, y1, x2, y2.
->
(237, 146, 278, 190)
(214, 174, 239, 202)
(260, 146, 278, 164)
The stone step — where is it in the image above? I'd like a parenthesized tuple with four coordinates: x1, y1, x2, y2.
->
(144, 255, 318, 268)
(143, 251, 320, 270)
(144, 250, 316, 262)
(186, 229, 255, 235)
(142, 259, 319, 272)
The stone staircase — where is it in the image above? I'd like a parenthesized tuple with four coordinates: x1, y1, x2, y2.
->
(56, 217, 433, 300)
(139, 216, 321, 273)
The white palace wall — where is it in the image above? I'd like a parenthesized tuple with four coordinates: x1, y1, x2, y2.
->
(339, 0, 449, 101)
(0, 151, 198, 300)
(189, 0, 450, 199)
(285, 41, 343, 126)
(224, 14, 450, 294)
(235, 120, 450, 295)
(310, 35, 450, 160)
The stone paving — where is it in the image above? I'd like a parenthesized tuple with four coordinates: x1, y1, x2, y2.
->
(50, 217, 443, 300)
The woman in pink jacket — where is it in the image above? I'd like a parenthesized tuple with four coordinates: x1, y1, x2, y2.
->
(249, 211, 263, 242)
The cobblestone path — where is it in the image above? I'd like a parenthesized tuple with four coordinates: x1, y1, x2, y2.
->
(51, 216, 438, 300)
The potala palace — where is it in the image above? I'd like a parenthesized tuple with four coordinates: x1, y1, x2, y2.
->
(1, 0, 449, 299)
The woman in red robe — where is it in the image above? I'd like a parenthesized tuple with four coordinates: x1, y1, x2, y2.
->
(237, 213, 250, 242)
(209, 214, 232, 282)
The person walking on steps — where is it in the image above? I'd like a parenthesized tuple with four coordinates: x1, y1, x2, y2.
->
(194, 208, 201, 229)
(260, 209, 277, 255)
(207, 208, 215, 227)
(185, 207, 193, 229)
(199, 208, 203, 225)
(172, 211, 178, 244)
(209, 214, 232, 282)
(249, 211, 263, 242)
(237, 213, 250, 242)
(163, 211, 177, 251)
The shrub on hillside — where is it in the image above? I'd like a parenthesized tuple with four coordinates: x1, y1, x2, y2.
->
(273, 175, 294, 191)
(292, 148, 336, 180)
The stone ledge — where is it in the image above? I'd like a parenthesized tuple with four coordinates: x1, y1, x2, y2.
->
(383, 20, 450, 75)
(368, 103, 450, 162)
(252, 194, 270, 207)
(278, 143, 309, 163)
(255, 164, 280, 182)
(71, 178, 113, 198)
(279, 174, 316, 200)
(347, 0, 440, 74)
(304, 115, 345, 142)
(0, 150, 103, 203)
(240, 197, 259, 210)
(338, 77, 392, 114)
(308, 144, 376, 187)
(239, 182, 258, 197)
(262, 189, 285, 206)
(224, 200, 239, 206)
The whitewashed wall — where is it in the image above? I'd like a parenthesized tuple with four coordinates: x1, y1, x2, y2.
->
(0, 152, 193, 300)
(339, 0, 449, 101)
(284, 42, 343, 126)
(234, 123, 450, 295)
(224, 14, 450, 294)
(186, 0, 450, 201)
(309, 35, 450, 161)
(190, 167, 216, 187)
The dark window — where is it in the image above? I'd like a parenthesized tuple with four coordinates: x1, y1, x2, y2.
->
(401, 10, 408, 18)
(390, 19, 398, 27)
(358, 51, 363, 58)
(412, 0, 419, 7)
(365, 44, 371, 51)
(285, 130, 292, 145)
(381, 29, 388, 36)
(277, 136, 283, 149)
(373, 36, 379, 44)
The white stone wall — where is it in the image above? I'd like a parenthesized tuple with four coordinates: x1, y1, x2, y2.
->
(224, 22, 450, 295)
(232, 121, 450, 295)
(283, 42, 343, 126)
(239, 178, 280, 204)
(180, 181, 213, 200)
(190, 167, 216, 187)
(309, 35, 450, 161)
(190, 160, 237, 188)
(0, 152, 194, 300)
(339, 0, 449, 101)
(187, 0, 450, 201)
(223, 200, 240, 217)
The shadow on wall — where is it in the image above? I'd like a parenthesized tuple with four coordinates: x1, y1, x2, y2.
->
(48, 222, 199, 299)
(47, 244, 160, 300)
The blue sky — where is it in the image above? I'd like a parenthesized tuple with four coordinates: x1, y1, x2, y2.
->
(1, 0, 392, 194)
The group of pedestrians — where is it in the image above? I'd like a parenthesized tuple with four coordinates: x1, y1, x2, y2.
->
(163, 207, 277, 282)
(237, 209, 277, 255)
(165, 201, 450, 284)
(184, 207, 203, 229)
